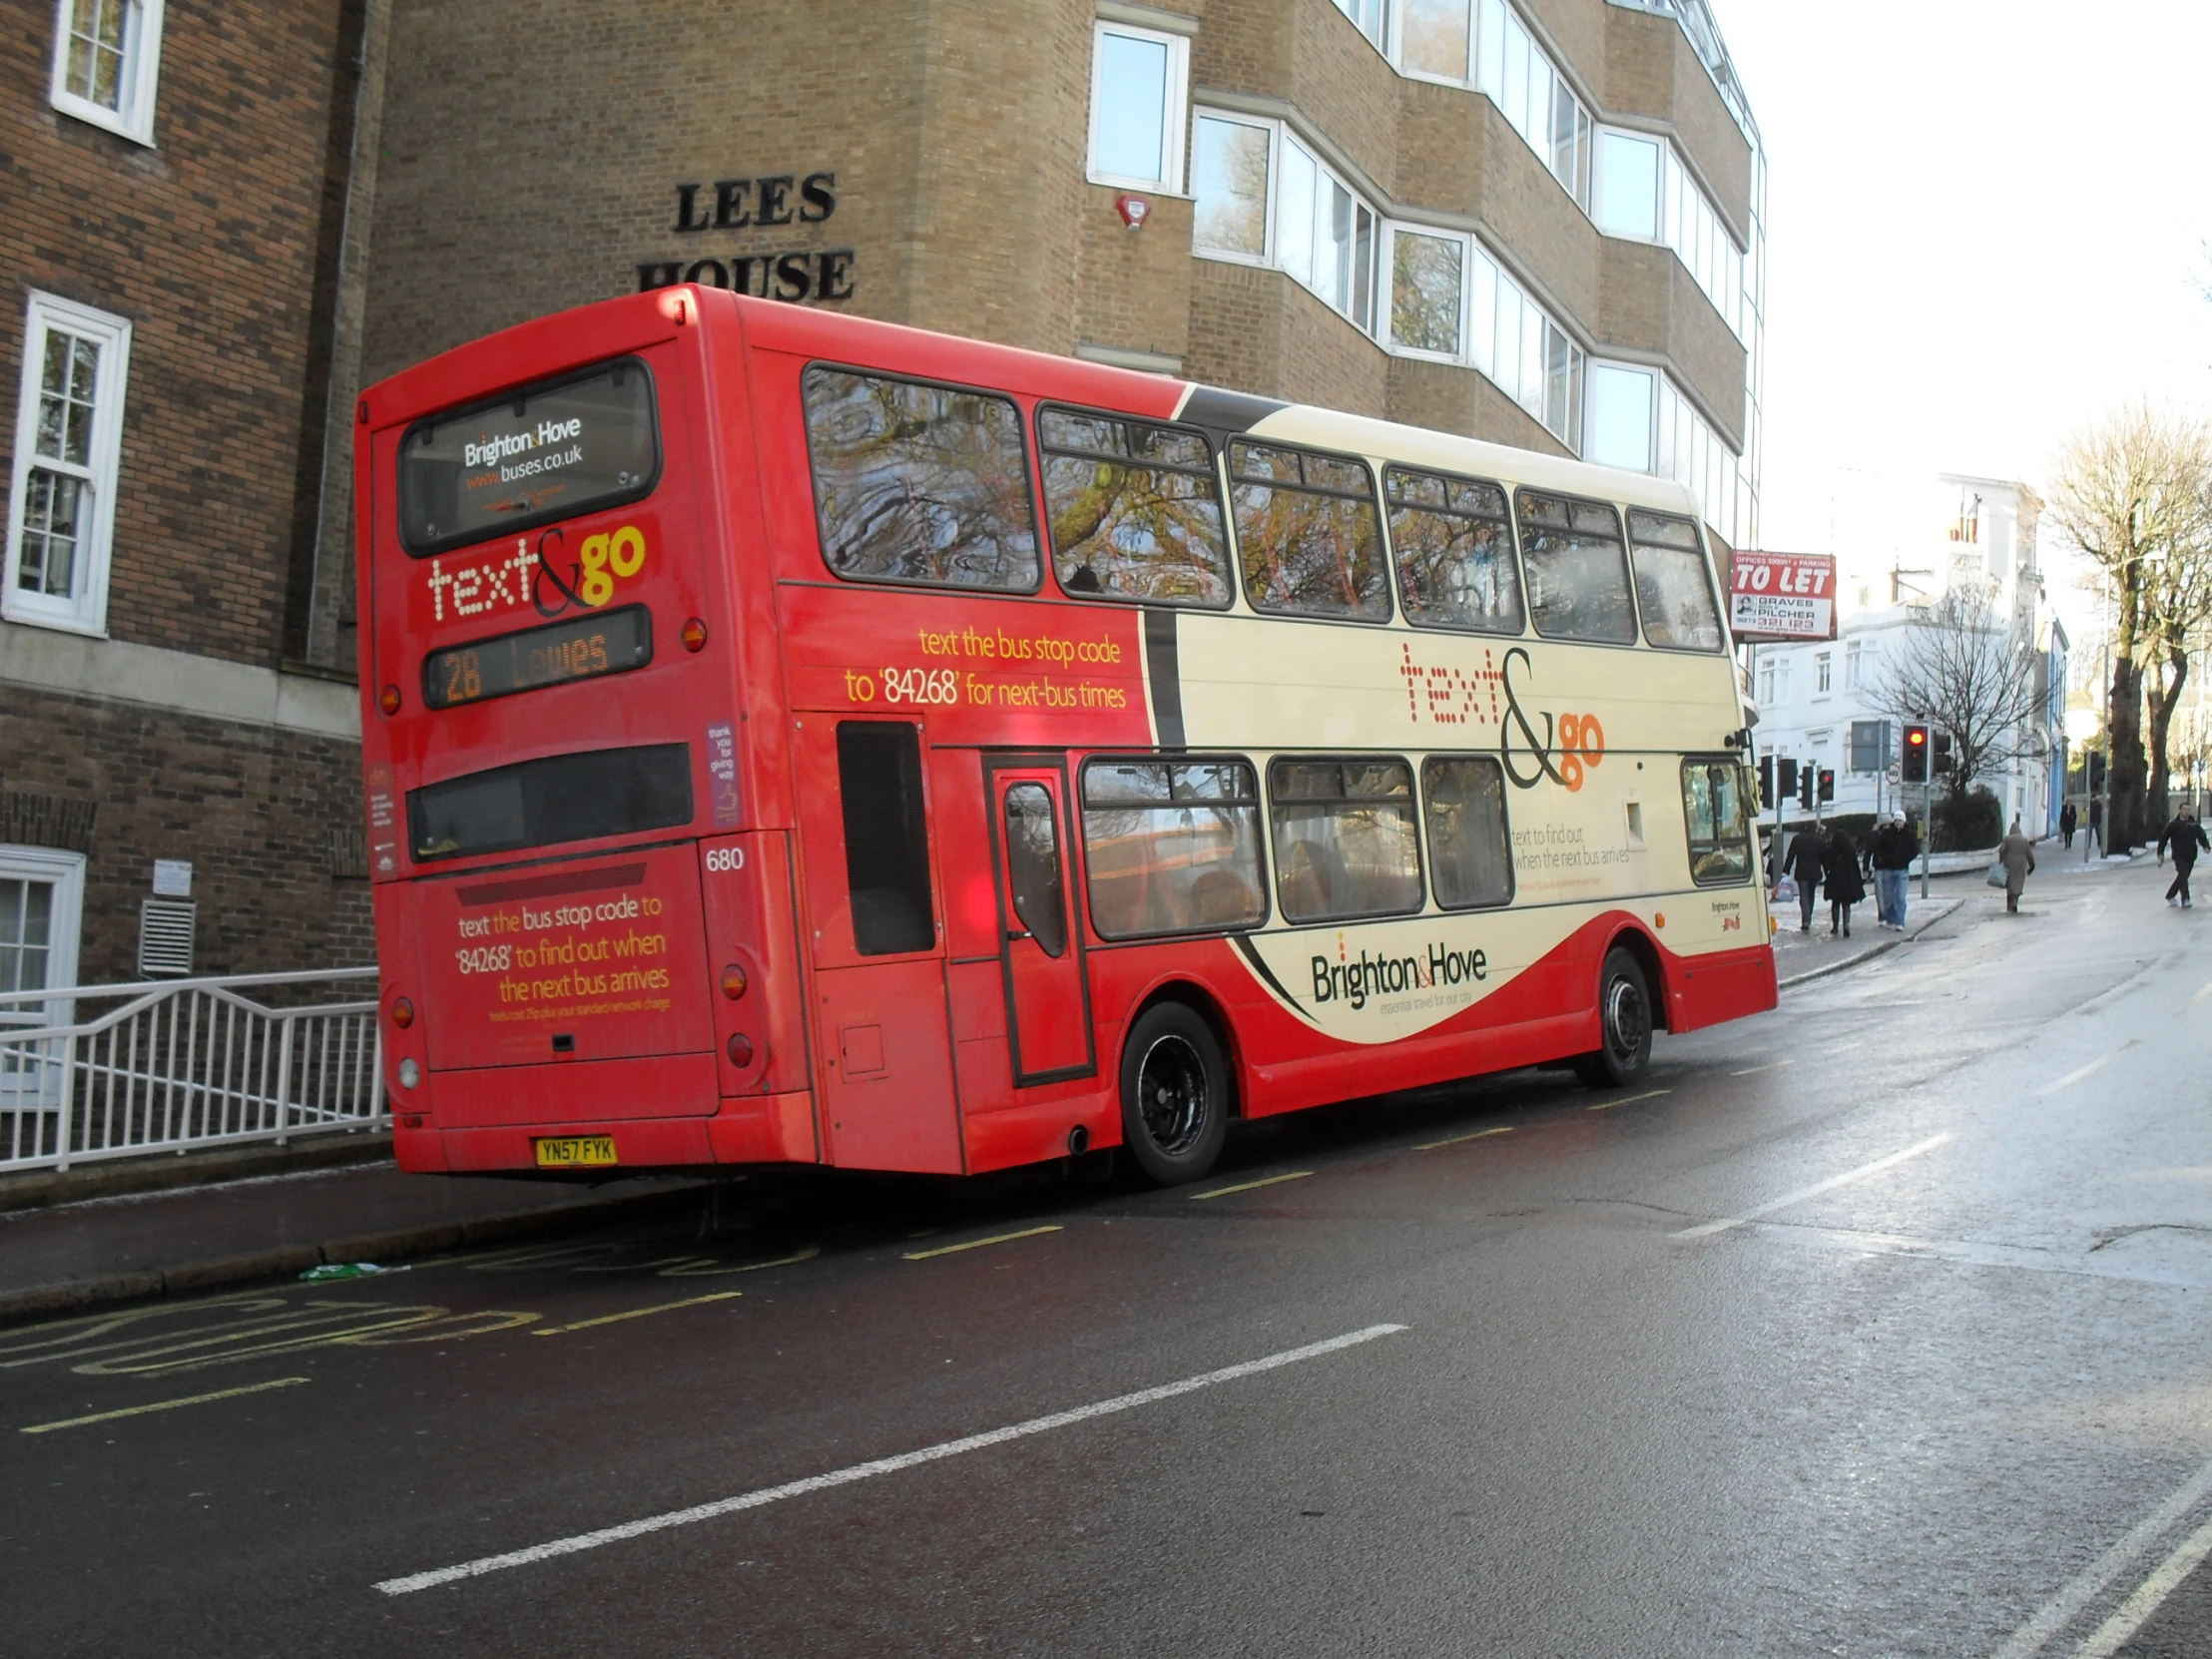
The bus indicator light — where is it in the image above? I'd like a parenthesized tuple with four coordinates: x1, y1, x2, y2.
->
(379, 684, 402, 716)
(682, 617, 709, 653)
(726, 1033, 754, 1066)
(720, 963, 748, 999)
(390, 996, 415, 1029)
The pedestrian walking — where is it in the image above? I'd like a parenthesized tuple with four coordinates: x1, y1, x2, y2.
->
(1784, 825, 1827, 934)
(1824, 826, 1866, 937)
(1997, 819, 2036, 913)
(2157, 809, 2209, 909)
(2059, 801, 2077, 849)
(1869, 811, 1918, 929)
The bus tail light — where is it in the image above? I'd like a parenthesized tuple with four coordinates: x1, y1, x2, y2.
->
(681, 617, 709, 653)
(378, 684, 402, 716)
(720, 963, 748, 1000)
(726, 1033, 755, 1067)
(390, 996, 415, 1029)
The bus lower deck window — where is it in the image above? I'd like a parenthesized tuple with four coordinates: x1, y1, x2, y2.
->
(1081, 759, 1266, 939)
(1421, 756, 1514, 908)
(1268, 757, 1422, 923)
(837, 722, 936, 954)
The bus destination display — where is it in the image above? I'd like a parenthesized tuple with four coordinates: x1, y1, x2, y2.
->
(424, 605, 652, 710)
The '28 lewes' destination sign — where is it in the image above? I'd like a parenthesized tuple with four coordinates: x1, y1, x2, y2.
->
(635, 170, 854, 303)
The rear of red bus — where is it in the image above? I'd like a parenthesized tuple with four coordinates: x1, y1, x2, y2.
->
(356, 288, 812, 1175)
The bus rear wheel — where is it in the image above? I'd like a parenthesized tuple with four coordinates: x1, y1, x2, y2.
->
(1575, 947, 1653, 1088)
(1118, 1002, 1228, 1186)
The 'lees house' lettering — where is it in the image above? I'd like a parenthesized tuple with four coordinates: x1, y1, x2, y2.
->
(637, 171, 852, 303)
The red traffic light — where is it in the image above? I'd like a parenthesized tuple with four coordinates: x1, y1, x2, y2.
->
(1906, 727, 1926, 747)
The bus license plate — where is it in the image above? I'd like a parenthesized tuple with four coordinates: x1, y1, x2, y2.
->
(533, 1135, 619, 1169)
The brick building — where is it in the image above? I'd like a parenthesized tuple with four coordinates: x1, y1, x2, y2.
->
(0, 0, 376, 994)
(334, 0, 1763, 568)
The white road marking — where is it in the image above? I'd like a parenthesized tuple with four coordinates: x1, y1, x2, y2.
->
(2183, 981, 2212, 1014)
(1672, 1134, 1953, 1241)
(1730, 1060, 1792, 1077)
(2072, 1510, 2212, 1657)
(1987, 1449, 2212, 1659)
(902, 1226, 1062, 1261)
(1586, 1088, 1672, 1113)
(374, 1323, 1409, 1595)
(2034, 1040, 2142, 1097)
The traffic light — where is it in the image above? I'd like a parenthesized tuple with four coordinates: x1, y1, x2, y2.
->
(1798, 765, 1814, 809)
(1818, 768, 1836, 804)
(1778, 757, 1800, 800)
(1933, 732, 1954, 775)
(1902, 723, 1929, 783)
(2087, 750, 2106, 793)
(1758, 756, 1775, 810)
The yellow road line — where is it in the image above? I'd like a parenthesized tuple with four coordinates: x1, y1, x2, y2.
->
(21, 1375, 309, 1434)
(1191, 1171, 1313, 1200)
(903, 1226, 1063, 1261)
(1587, 1087, 1673, 1112)
(530, 1291, 742, 1336)
(1416, 1126, 1514, 1150)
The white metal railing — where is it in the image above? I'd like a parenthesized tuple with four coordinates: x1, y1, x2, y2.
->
(0, 967, 385, 1174)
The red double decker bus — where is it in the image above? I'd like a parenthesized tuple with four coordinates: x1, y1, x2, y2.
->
(358, 287, 1773, 1185)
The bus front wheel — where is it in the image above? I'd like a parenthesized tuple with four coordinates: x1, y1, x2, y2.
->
(1118, 1002, 1228, 1185)
(1575, 948, 1653, 1088)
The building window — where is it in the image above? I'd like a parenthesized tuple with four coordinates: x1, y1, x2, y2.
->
(1475, 0, 1591, 208)
(1584, 362, 1655, 471)
(1380, 222, 1581, 448)
(48, 0, 164, 147)
(1593, 124, 1746, 339)
(1191, 114, 1270, 258)
(1402, 0, 1470, 79)
(1332, 0, 1388, 52)
(0, 844, 84, 1012)
(1816, 652, 1832, 695)
(1087, 21, 1188, 191)
(1845, 639, 1865, 690)
(1758, 657, 1774, 706)
(5, 293, 132, 636)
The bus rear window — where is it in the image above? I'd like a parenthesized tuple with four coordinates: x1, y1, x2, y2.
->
(407, 744, 692, 862)
(398, 358, 660, 557)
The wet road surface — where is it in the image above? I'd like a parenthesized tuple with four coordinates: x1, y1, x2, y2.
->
(5, 860, 2209, 1657)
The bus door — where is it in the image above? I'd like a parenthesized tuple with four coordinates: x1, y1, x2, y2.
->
(793, 718, 963, 1174)
(983, 759, 1094, 1084)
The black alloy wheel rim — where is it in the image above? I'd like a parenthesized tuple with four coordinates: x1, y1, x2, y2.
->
(1604, 973, 1650, 1064)
(1137, 1034, 1209, 1156)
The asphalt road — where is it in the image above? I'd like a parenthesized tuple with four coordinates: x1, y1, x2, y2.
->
(6, 859, 2209, 1658)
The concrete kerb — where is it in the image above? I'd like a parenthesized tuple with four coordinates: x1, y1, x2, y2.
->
(1777, 897, 1963, 991)
(0, 1132, 399, 1215)
(0, 1180, 716, 1327)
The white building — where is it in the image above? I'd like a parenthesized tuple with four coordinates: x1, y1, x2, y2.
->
(1751, 473, 2065, 835)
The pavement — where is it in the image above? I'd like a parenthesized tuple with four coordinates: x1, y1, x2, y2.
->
(8, 853, 2212, 1656)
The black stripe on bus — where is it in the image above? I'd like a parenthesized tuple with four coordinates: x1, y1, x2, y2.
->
(1173, 383, 1287, 440)
(1143, 608, 1185, 751)
(1234, 934, 1318, 1024)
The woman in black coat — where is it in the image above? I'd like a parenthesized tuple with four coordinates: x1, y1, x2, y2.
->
(1823, 828, 1867, 936)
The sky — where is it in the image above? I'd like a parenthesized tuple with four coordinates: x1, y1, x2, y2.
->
(1716, 0, 2212, 637)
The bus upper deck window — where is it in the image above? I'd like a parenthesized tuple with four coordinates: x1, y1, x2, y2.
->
(1036, 407, 1231, 606)
(1230, 441, 1389, 622)
(1514, 489, 1637, 645)
(804, 368, 1040, 593)
(1386, 465, 1525, 636)
(1627, 508, 1724, 652)
(398, 358, 660, 557)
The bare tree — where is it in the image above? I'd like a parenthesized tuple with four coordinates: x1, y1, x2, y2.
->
(2047, 407, 2212, 847)
(1879, 587, 2042, 826)
(2142, 509, 2212, 828)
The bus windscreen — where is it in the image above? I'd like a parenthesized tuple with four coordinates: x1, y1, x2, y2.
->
(407, 744, 692, 862)
(397, 357, 660, 556)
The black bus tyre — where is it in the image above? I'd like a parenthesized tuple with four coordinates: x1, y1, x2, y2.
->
(1575, 947, 1653, 1088)
(1118, 1002, 1229, 1185)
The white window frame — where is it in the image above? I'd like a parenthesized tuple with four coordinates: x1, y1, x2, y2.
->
(1086, 20, 1190, 193)
(4, 292, 131, 637)
(1815, 652, 1833, 696)
(1188, 110, 1276, 267)
(1191, 111, 1382, 339)
(0, 843, 86, 1022)
(48, 0, 165, 148)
